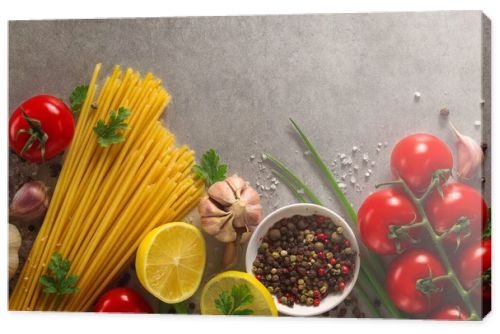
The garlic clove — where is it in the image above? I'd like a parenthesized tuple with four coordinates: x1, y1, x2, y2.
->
(245, 203, 263, 227)
(197, 196, 228, 218)
(200, 214, 232, 236)
(207, 180, 237, 206)
(240, 185, 261, 206)
(225, 175, 247, 198)
(215, 215, 238, 243)
(450, 122, 484, 180)
(10, 181, 49, 222)
(9, 224, 22, 279)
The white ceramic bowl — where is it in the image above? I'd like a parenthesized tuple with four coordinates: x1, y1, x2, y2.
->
(245, 203, 360, 317)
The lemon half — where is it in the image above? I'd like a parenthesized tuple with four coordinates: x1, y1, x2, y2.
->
(136, 222, 206, 303)
(200, 271, 278, 316)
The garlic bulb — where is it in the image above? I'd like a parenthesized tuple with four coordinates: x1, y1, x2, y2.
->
(198, 175, 262, 269)
(199, 175, 262, 243)
(450, 122, 484, 180)
(9, 224, 22, 279)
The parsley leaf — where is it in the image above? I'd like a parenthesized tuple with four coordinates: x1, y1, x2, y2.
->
(193, 149, 228, 186)
(39, 252, 80, 305)
(93, 107, 131, 147)
(214, 284, 254, 315)
(69, 85, 89, 114)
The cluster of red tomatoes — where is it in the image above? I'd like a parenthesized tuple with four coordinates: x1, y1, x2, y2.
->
(357, 133, 490, 319)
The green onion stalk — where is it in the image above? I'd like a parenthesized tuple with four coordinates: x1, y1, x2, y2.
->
(264, 118, 402, 318)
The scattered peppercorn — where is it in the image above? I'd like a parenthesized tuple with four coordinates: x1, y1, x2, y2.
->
(252, 214, 356, 308)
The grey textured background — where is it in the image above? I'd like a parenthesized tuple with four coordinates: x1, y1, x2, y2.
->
(9, 12, 491, 316)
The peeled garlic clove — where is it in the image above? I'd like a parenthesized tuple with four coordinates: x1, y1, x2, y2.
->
(207, 180, 236, 206)
(450, 122, 484, 180)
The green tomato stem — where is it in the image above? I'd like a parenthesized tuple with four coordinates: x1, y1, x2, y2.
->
(385, 177, 479, 319)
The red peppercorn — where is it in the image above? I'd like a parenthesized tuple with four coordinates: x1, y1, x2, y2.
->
(318, 251, 325, 259)
(316, 232, 327, 241)
(329, 258, 337, 265)
(313, 290, 320, 298)
(313, 298, 321, 306)
(255, 274, 263, 281)
(317, 268, 326, 277)
(338, 281, 346, 290)
(344, 240, 351, 247)
(341, 265, 350, 274)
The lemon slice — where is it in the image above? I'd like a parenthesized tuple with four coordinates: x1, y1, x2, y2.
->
(200, 271, 278, 316)
(136, 222, 206, 303)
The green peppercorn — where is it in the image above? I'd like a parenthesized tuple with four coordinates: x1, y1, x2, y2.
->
(272, 251, 280, 259)
(290, 255, 297, 262)
(280, 296, 288, 304)
(344, 247, 353, 254)
(336, 226, 344, 234)
(300, 295, 307, 303)
(326, 252, 333, 259)
(251, 266, 257, 273)
(267, 286, 274, 293)
(306, 297, 314, 306)
(266, 274, 272, 281)
(331, 232, 340, 242)
(298, 279, 305, 285)
(320, 285, 328, 294)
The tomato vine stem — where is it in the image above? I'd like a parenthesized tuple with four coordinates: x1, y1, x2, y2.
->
(379, 175, 479, 320)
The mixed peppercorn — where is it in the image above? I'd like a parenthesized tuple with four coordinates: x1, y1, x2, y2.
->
(251, 214, 356, 307)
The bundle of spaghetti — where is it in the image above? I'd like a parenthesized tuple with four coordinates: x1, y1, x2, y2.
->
(9, 64, 204, 311)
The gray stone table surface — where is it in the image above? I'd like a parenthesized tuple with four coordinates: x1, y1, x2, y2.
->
(8, 11, 491, 316)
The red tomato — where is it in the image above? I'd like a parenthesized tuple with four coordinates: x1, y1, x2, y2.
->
(430, 305, 469, 320)
(390, 133, 453, 194)
(454, 239, 491, 296)
(386, 248, 446, 314)
(358, 189, 420, 255)
(425, 183, 488, 247)
(9, 95, 74, 163)
(94, 287, 152, 313)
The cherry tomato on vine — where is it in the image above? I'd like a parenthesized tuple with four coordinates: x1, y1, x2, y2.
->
(454, 239, 491, 297)
(385, 248, 446, 314)
(94, 287, 152, 313)
(358, 188, 420, 255)
(9, 95, 75, 163)
(430, 305, 469, 320)
(390, 133, 453, 194)
(425, 183, 488, 247)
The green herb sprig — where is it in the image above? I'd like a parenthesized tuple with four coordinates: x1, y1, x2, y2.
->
(193, 149, 228, 187)
(69, 85, 89, 114)
(39, 252, 80, 305)
(214, 284, 254, 315)
(93, 107, 131, 147)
